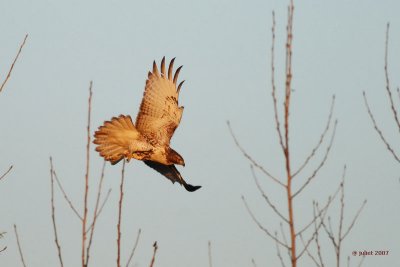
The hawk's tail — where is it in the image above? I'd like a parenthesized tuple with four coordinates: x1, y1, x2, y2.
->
(93, 115, 140, 164)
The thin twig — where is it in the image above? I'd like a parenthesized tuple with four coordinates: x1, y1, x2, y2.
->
(53, 167, 82, 220)
(86, 161, 107, 266)
(271, 10, 285, 152)
(312, 204, 325, 267)
(251, 258, 257, 267)
(149, 242, 158, 267)
(341, 200, 367, 241)
(293, 120, 337, 198)
(296, 217, 325, 261)
(0, 165, 13, 181)
(0, 232, 7, 254)
(86, 188, 112, 234)
(227, 121, 284, 187)
(293, 96, 335, 178)
(0, 231, 5, 252)
(208, 241, 213, 267)
(383, 23, 400, 134)
(279, 222, 291, 258)
(126, 229, 142, 267)
(117, 160, 126, 267)
(316, 167, 366, 267)
(242, 196, 289, 249)
(275, 232, 287, 267)
(296, 183, 341, 237)
(295, 194, 339, 262)
(363, 92, 400, 163)
(357, 255, 365, 267)
(82, 81, 93, 267)
(251, 165, 288, 223)
(0, 34, 28, 93)
(50, 158, 64, 267)
(299, 234, 320, 267)
(13, 224, 27, 267)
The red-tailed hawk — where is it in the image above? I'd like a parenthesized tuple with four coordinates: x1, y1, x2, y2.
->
(93, 57, 201, 192)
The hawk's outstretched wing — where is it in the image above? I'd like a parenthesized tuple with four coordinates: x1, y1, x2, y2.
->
(144, 160, 201, 192)
(135, 57, 185, 146)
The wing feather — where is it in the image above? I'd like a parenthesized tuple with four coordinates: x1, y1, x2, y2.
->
(135, 58, 184, 146)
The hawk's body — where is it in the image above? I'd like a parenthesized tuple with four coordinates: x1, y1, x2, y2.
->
(94, 57, 201, 192)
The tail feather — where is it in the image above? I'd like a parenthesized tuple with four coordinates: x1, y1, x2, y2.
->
(94, 115, 141, 163)
(144, 160, 201, 192)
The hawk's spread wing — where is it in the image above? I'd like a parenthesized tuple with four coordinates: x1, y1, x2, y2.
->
(135, 57, 185, 146)
(144, 160, 201, 192)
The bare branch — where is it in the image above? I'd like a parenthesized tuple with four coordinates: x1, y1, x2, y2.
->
(0, 232, 7, 254)
(296, 218, 325, 261)
(341, 200, 367, 241)
(242, 196, 289, 249)
(13, 224, 27, 267)
(149, 242, 158, 267)
(82, 81, 93, 267)
(52, 167, 82, 221)
(251, 165, 288, 223)
(251, 258, 257, 267)
(283, 2, 296, 265)
(293, 120, 337, 198)
(363, 91, 400, 163)
(126, 229, 142, 267)
(117, 160, 126, 267)
(357, 255, 366, 267)
(293, 96, 335, 178)
(299, 234, 320, 267)
(86, 161, 107, 266)
(0, 165, 13, 181)
(271, 11, 285, 152)
(86, 188, 112, 234)
(208, 241, 213, 267)
(227, 121, 284, 187)
(275, 232, 287, 267)
(50, 158, 64, 267)
(383, 23, 400, 134)
(279, 222, 291, 258)
(312, 204, 325, 267)
(296, 183, 341, 237)
(0, 34, 28, 93)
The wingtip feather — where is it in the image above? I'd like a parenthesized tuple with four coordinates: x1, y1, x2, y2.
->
(177, 80, 185, 94)
(161, 57, 166, 76)
(168, 57, 176, 80)
(152, 60, 159, 76)
(173, 65, 183, 84)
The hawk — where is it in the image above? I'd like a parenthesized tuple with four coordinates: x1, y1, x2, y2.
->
(93, 57, 201, 192)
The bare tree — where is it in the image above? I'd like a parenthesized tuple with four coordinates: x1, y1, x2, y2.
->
(363, 23, 400, 165)
(229, 1, 364, 266)
(44, 83, 141, 267)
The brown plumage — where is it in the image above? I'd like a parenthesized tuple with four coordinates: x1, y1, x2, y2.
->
(94, 57, 201, 192)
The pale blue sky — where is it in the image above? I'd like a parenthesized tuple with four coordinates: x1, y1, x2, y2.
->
(1, 1, 400, 266)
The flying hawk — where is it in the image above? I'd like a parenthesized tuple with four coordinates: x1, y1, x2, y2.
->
(93, 57, 201, 192)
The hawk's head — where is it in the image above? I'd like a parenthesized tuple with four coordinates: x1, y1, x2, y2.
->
(166, 148, 185, 166)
